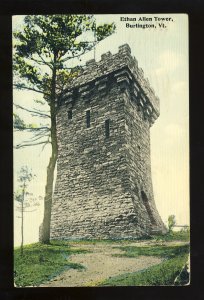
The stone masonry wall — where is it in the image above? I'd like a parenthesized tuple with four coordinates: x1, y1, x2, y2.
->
(124, 90, 165, 233)
(50, 44, 166, 240)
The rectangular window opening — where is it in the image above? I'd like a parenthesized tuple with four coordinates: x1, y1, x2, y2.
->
(86, 110, 90, 128)
(68, 109, 72, 120)
(105, 119, 110, 138)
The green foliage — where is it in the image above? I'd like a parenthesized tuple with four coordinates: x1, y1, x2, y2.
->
(99, 253, 189, 286)
(103, 242, 190, 286)
(99, 244, 189, 286)
(18, 166, 35, 188)
(14, 239, 190, 287)
(15, 166, 35, 199)
(34, 98, 46, 105)
(174, 263, 190, 285)
(14, 241, 88, 286)
(154, 229, 190, 242)
(13, 15, 116, 243)
(96, 23, 116, 41)
(13, 15, 116, 99)
(13, 113, 26, 130)
(168, 215, 176, 233)
(15, 166, 38, 256)
(113, 244, 189, 259)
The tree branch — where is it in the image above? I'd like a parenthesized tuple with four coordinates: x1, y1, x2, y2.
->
(29, 56, 45, 65)
(20, 132, 50, 145)
(36, 51, 53, 69)
(14, 127, 50, 132)
(60, 46, 94, 63)
(14, 103, 51, 118)
(15, 140, 51, 149)
(30, 129, 50, 139)
(16, 209, 38, 213)
(13, 83, 49, 96)
(32, 107, 50, 115)
(40, 139, 51, 153)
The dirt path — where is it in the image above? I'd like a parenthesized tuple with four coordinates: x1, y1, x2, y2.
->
(40, 242, 163, 287)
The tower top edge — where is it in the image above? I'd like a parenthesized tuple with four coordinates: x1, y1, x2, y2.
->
(62, 44, 159, 111)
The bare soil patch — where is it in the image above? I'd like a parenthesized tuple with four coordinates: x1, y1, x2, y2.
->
(40, 241, 163, 287)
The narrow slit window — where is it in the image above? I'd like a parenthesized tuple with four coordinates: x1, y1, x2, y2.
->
(105, 119, 110, 138)
(86, 110, 90, 128)
(68, 109, 72, 120)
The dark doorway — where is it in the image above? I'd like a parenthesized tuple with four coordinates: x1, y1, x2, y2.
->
(141, 191, 156, 225)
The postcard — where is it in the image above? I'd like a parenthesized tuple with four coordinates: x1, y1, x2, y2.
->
(13, 14, 189, 287)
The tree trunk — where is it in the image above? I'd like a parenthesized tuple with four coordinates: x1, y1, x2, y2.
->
(21, 184, 25, 256)
(40, 136, 57, 244)
(40, 58, 58, 244)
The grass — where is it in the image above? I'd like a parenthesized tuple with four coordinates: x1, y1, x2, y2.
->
(54, 231, 190, 245)
(99, 253, 189, 286)
(153, 229, 190, 242)
(14, 241, 89, 287)
(113, 244, 190, 259)
(98, 243, 190, 286)
(64, 239, 142, 245)
(14, 231, 190, 287)
(66, 230, 190, 244)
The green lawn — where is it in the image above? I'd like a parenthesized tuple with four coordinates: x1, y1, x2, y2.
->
(99, 243, 190, 286)
(53, 230, 190, 245)
(14, 231, 190, 287)
(99, 253, 189, 286)
(14, 241, 88, 287)
(153, 230, 190, 242)
(113, 244, 189, 259)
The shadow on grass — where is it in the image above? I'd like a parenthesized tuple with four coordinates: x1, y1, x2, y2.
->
(113, 244, 190, 259)
(99, 243, 190, 286)
(14, 241, 88, 287)
(99, 253, 189, 286)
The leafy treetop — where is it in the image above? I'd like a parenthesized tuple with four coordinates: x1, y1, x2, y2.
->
(13, 15, 116, 106)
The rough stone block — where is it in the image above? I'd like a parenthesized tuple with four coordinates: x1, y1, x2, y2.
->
(50, 44, 166, 240)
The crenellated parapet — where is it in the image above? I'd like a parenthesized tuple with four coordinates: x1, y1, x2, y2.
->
(51, 44, 166, 240)
(61, 44, 160, 126)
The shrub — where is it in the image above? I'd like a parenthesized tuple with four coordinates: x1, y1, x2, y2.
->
(153, 229, 190, 242)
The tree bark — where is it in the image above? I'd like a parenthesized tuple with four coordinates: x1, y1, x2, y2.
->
(21, 183, 25, 256)
(40, 135, 57, 244)
(40, 56, 58, 244)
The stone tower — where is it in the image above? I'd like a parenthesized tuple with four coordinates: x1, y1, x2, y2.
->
(50, 44, 166, 240)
